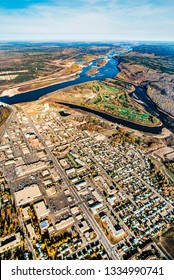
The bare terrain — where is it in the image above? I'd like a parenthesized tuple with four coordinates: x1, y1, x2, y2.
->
(116, 43, 174, 117)
(0, 42, 117, 96)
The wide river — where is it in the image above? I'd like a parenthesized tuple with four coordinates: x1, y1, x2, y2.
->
(0, 48, 174, 134)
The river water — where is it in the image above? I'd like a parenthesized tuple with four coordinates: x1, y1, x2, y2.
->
(0, 51, 120, 104)
(0, 48, 173, 134)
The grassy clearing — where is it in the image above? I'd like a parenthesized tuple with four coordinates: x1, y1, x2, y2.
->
(51, 80, 160, 126)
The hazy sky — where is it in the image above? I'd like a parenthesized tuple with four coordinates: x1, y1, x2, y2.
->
(0, 0, 174, 41)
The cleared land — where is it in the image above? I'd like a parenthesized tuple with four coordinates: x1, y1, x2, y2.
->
(116, 43, 174, 117)
(0, 42, 117, 95)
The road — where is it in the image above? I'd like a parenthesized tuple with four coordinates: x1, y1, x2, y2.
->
(77, 142, 136, 237)
(0, 106, 37, 260)
(136, 174, 174, 211)
(18, 213, 37, 260)
(24, 110, 119, 260)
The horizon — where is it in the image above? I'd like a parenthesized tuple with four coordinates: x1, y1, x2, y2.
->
(0, 0, 174, 41)
(0, 39, 174, 44)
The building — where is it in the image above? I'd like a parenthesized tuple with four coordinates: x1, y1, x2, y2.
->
(33, 201, 50, 220)
(107, 195, 116, 206)
(14, 184, 42, 206)
(75, 158, 85, 166)
(15, 162, 47, 177)
(75, 180, 87, 191)
(70, 206, 79, 215)
(22, 206, 30, 221)
(90, 202, 103, 214)
(66, 168, 76, 175)
(92, 190, 103, 202)
(26, 224, 37, 240)
(0, 233, 21, 253)
(55, 217, 74, 232)
(78, 220, 90, 233)
(101, 215, 125, 238)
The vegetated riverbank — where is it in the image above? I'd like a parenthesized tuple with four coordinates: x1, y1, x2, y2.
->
(114, 58, 174, 133)
(0, 48, 173, 133)
(129, 84, 174, 133)
(115, 49, 174, 118)
(53, 100, 163, 134)
(0, 105, 11, 127)
(0, 52, 109, 98)
(1, 74, 79, 98)
(145, 87, 174, 121)
(0, 42, 118, 93)
(0, 50, 120, 104)
(49, 79, 161, 128)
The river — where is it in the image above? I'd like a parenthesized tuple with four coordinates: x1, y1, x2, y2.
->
(130, 87, 174, 133)
(56, 101, 163, 134)
(0, 47, 173, 134)
(0, 51, 121, 104)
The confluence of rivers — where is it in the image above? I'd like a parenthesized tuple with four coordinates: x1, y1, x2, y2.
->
(0, 48, 174, 134)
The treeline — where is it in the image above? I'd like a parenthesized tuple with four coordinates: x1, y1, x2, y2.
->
(0, 106, 10, 126)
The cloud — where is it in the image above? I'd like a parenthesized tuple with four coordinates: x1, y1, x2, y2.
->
(0, 0, 173, 41)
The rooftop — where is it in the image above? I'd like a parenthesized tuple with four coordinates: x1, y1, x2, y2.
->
(33, 200, 50, 220)
(14, 184, 42, 206)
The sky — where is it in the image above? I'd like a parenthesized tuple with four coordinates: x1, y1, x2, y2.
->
(0, 0, 174, 42)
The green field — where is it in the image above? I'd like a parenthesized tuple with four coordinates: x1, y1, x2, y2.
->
(53, 80, 160, 126)
(87, 81, 157, 124)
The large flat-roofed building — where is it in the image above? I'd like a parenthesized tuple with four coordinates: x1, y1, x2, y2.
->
(78, 220, 90, 233)
(70, 206, 79, 215)
(55, 217, 74, 232)
(66, 168, 76, 175)
(92, 190, 103, 202)
(0, 233, 21, 253)
(75, 180, 87, 191)
(14, 184, 42, 206)
(15, 161, 46, 177)
(33, 201, 50, 220)
(90, 202, 103, 214)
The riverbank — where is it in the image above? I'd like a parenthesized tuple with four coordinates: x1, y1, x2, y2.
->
(115, 59, 174, 133)
(0, 49, 173, 134)
(115, 54, 174, 117)
(145, 87, 174, 120)
(0, 56, 109, 98)
(52, 100, 163, 134)
(0, 51, 119, 104)
(48, 78, 161, 128)
(0, 73, 81, 98)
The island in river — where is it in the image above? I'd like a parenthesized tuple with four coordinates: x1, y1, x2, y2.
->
(49, 79, 161, 127)
(0, 42, 118, 96)
(0, 42, 174, 261)
(0, 42, 174, 134)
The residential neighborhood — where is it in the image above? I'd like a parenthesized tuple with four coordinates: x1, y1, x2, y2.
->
(0, 101, 173, 260)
